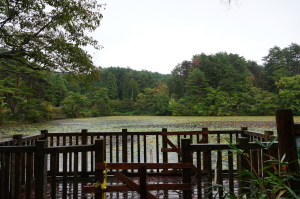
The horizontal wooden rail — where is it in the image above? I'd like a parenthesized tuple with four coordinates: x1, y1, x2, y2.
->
(190, 143, 238, 151)
(96, 162, 194, 170)
(83, 183, 192, 193)
(44, 145, 95, 153)
(0, 146, 36, 153)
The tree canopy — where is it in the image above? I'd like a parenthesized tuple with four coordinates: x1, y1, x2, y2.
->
(0, 0, 104, 77)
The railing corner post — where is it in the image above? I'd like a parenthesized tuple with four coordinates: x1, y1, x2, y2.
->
(40, 130, 48, 141)
(237, 137, 251, 196)
(181, 138, 192, 199)
(35, 140, 47, 199)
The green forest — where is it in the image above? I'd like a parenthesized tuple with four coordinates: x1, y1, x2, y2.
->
(1, 43, 300, 123)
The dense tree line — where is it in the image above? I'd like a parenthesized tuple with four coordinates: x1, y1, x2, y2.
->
(1, 43, 300, 123)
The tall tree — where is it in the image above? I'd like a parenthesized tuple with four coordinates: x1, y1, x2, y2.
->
(185, 68, 208, 102)
(128, 78, 139, 102)
(0, 0, 103, 81)
(106, 72, 118, 100)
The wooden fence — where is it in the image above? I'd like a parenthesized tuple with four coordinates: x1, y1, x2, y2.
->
(0, 109, 300, 199)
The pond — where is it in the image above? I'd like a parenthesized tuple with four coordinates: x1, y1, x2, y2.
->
(1, 115, 298, 140)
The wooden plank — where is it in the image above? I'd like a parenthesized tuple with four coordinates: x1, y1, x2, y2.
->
(190, 144, 237, 151)
(96, 163, 195, 170)
(35, 140, 47, 199)
(44, 145, 94, 153)
(276, 109, 299, 176)
(83, 183, 192, 193)
(139, 166, 147, 199)
(81, 129, 88, 177)
(114, 172, 157, 199)
(0, 146, 36, 153)
(161, 148, 177, 152)
(63, 153, 67, 199)
(161, 130, 241, 136)
(26, 152, 33, 199)
(74, 152, 78, 199)
(122, 129, 128, 174)
(163, 137, 182, 156)
(181, 139, 192, 199)
(14, 152, 21, 199)
(196, 151, 202, 199)
(95, 140, 105, 199)
(51, 153, 57, 199)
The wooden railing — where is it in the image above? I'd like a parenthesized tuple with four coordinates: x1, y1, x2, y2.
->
(0, 127, 244, 198)
(0, 127, 279, 198)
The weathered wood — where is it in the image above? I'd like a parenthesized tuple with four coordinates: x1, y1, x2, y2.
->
(238, 137, 251, 196)
(12, 135, 22, 199)
(201, 128, 209, 173)
(276, 110, 299, 172)
(122, 129, 128, 174)
(26, 152, 33, 199)
(114, 172, 157, 199)
(162, 128, 168, 173)
(0, 146, 36, 153)
(44, 145, 94, 153)
(63, 152, 67, 199)
(196, 150, 202, 199)
(206, 150, 212, 199)
(181, 139, 192, 199)
(276, 109, 299, 191)
(216, 134, 223, 197)
(74, 152, 79, 199)
(35, 140, 47, 199)
(95, 139, 105, 199)
(190, 143, 236, 151)
(162, 136, 182, 156)
(83, 183, 192, 193)
(81, 129, 88, 177)
(51, 153, 57, 199)
(96, 162, 195, 170)
(143, 134, 147, 163)
(139, 166, 147, 199)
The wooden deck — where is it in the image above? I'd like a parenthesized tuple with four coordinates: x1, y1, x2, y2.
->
(0, 125, 281, 199)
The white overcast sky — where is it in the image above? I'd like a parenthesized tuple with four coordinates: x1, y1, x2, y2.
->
(91, 0, 300, 74)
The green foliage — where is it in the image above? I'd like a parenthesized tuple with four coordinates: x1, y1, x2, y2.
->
(276, 74, 300, 114)
(110, 99, 135, 115)
(213, 139, 300, 199)
(89, 88, 112, 116)
(0, 0, 104, 82)
(106, 72, 118, 100)
(61, 91, 90, 118)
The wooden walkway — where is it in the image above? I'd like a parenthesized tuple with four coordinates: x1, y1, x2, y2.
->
(19, 175, 238, 199)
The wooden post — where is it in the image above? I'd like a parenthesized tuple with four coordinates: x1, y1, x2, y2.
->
(237, 137, 251, 196)
(181, 138, 192, 199)
(40, 130, 48, 141)
(202, 128, 209, 172)
(95, 139, 105, 199)
(276, 109, 299, 190)
(81, 129, 88, 177)
(241, 127, 248, 138)
(122, 129, 128, 174)
(139, 166, 147, 199)
(13, 135, 22, 199)
(35, 140, 47, 199)
(162, 128, 168, 173)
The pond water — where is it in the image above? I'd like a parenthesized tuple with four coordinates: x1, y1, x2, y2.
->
(1, 115, 295, 140)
